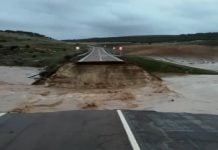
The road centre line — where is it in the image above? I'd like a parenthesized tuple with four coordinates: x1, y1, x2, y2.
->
(98, 49, 103, 61)
(117, 110, 141, 150)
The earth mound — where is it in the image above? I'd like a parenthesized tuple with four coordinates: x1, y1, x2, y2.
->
(44, 63, 155, 89)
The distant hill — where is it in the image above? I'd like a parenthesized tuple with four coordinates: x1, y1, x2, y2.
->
(0, 30, 82, 67)
(65, 33, 218, 44)
(0, 30, 54, 39)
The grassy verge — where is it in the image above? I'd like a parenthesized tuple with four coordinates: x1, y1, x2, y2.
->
(0, 42, 88, 67)
(0, 31, 88, 67)
(121, 55, 218, 75)
(38, 49, 88, 80)
(0, 30, 89, 83)
(33, 49, 89, 85)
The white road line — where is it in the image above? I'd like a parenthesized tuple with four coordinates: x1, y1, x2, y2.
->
(77, 50, 91, 57)
(103, 49, 123, 62)
(78, 48, 95, 62)
(98, 49, 103, 61)
(0, 113, 6, 117)
(117, 110, 141, 150)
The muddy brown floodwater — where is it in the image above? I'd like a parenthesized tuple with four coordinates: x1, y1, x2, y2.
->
(0, 66, 218, 115)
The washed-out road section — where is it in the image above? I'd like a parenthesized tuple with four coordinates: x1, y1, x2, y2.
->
(1, 47, 218, 150)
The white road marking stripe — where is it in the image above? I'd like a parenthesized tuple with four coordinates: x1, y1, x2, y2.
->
(78, 48, 95, 62)
(77, 50, 91, 57)
(103, 49, 123, 62)
(117, 110, 141, 150)
(0, 113, 6, 117)
(98, 49, 103, 61)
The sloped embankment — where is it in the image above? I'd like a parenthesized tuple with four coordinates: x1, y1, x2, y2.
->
(44, 63, 154, 89)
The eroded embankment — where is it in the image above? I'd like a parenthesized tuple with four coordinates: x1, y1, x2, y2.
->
(44, 63, 154, 89)
(0, 65, 172, 112)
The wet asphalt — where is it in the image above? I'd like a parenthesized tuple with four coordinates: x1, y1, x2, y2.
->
(78, 47, 123, 62)
(1, 110, 218, 150)
(123, 111, 218, 150)
(0, 111, 131, 150)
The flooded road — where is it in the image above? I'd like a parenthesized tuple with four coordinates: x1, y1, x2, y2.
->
(0, 66, 218, 115)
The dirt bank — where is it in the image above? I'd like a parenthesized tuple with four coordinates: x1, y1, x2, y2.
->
(124, 43, 218, 59)
(124, 43, 218, 71)
(44, 63, 153, 89)
(0, 66, 169, 113)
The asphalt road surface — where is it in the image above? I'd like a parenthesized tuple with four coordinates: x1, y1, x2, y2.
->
(0, 111, 131, 150)
(1, 111, 218, 150)
(123, 111, 218, 150)
(78, 47, 123, 62)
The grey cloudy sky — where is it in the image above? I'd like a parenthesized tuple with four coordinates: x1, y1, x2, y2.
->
(0, 0, 218, 39)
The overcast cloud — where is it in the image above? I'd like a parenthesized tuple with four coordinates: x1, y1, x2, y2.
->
(0, 0, 218, 39)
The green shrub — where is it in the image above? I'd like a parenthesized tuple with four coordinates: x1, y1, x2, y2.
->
(25, 44, 30, 48)
(32, 54, 37, 58)
(10, 45, 19, 50)
(0, 39, 7, 42)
